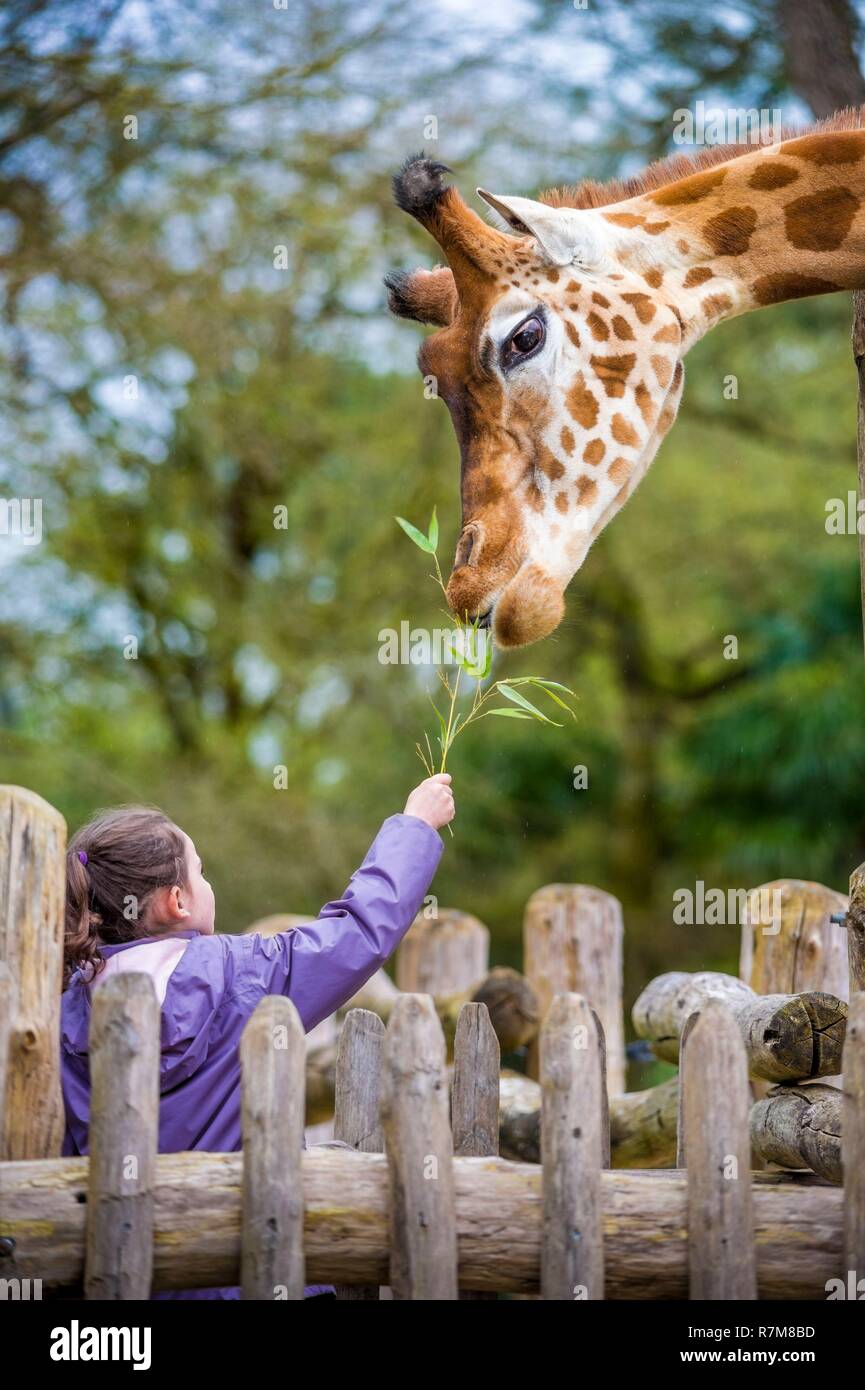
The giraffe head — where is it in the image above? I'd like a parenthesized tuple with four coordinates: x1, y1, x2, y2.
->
(387, 154, 685, 647)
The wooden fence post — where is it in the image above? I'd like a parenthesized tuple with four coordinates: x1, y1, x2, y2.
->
(524, 885, 625, 1095)
(683, 999, 756, 1300)
(676, 1010, 699, 1168)
(847, 864, 865, 994)
(453, 1001, 499, 1301)
(741, 879, 850, 1001)
(240, 995, 306, 1300)
(844, 992, 865, 1283)
(0, 786, 66, 1160)
(381, 994, 457, 1299)
(85, 973, 159, 1299)
(334, 1007, 385, 1301)
(540, 993, 604, 1300)
(396, 908, 489, 995)
(0, 964, 17, 1214)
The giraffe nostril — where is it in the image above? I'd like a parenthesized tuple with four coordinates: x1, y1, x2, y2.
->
(454, 525, 480, 568)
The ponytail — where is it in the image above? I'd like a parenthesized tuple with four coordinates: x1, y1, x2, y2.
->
(64, 807, 188, 988)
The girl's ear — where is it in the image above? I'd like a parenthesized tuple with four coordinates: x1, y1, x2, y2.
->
(169, 884, 191, 920)
(150, 884, 189, 925)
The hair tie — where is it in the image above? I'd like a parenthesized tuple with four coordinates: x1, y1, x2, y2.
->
(77, 851, 88, 866)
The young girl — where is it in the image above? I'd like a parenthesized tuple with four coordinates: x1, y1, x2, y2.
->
(60, 772, 454, 1299)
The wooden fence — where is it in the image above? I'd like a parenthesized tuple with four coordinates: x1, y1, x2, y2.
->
(1, 783, 865, 1299)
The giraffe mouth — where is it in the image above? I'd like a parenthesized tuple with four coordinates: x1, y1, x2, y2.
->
(488, 565, 566, 649)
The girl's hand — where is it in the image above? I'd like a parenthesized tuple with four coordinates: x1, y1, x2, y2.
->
(404, 773, 455, 830)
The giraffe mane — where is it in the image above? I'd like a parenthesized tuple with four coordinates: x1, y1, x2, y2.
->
(539, 104, 865, 211)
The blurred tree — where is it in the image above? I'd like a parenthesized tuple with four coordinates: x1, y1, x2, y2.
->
(1, 0, 864, 1004)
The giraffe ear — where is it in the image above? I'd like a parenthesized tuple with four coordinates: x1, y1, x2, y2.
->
(476, 190, 600, 269)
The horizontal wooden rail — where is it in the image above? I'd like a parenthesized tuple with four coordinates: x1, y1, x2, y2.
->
(0, 1151, 843, 1298)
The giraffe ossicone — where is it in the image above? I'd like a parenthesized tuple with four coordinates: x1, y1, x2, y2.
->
(388, 114, 865, 647)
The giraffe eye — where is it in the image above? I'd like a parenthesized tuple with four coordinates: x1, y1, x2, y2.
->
(502, 314, 545, 367)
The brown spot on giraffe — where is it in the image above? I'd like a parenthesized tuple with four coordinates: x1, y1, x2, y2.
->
(591, 352, 637, 398)
(576, 476, 598, 507)
(651, 166, 727, 206)
(683, 266, 714, 288)
(604, 211, 645, 228)
(537, 443, 565, 482)
(555, 491, 569, 514)
(566, 373, 599, 428)
(611, 414, 639, 447)
(587, 311, 610, 341)
(634, 381, 655, 428)
(583, 438, 605, 466)
(751, 272, 841, 304)
(701, 293, 733, 318)
(564, 320, 582, 350)
(644, 220, 671, 235)
(592, 291, 610, 308)
(612, 314, 635, 339)
(565, 279, 581, 292)
(560, 425, 575, 455)
(703, 205, 758, 257)
(651, 355, 673, 388)
(781, 132, 865, 164)
(622, 291, 656, 323)
(609, 456, 633, 485)
(784, 186, 859, 252)
(643, 267, 664, 288)
(748, 161, 799, 190)
(653, 322, 680, 343)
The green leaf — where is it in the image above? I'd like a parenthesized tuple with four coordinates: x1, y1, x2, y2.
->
(396, 515, 435, 553)
(427, 696, 449, 753)
(511, 677, 576, 696)
(497, 683, 557, 723)
(483, 707, 535, 720)
(457, 630, 493, 680)
(517, 678, 576, 719)
(427, 506, 439, 552)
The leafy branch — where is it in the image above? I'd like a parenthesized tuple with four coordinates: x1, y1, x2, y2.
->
(395, 508, 577, 777)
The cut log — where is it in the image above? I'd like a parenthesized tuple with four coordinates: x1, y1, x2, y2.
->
(609, 1077, 679, 1170)
(0, 1150, 842, 1299)
(523, 884, 625, 1094)
(499, 1071, 679, 1170)
(633, 971, 846, 1083)
(749, 1083, 841, 1184)
(741, 879, 850, 1099)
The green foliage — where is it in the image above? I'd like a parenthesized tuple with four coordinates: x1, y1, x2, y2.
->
(2, 0, 864, 1032)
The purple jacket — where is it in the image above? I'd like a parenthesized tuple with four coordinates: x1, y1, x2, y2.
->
(61, 812, 443, 1299)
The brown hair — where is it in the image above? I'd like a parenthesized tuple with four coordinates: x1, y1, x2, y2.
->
(64, 807, 188, 988)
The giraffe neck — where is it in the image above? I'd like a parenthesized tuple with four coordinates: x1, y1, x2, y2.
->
(604, 129, 865, 348)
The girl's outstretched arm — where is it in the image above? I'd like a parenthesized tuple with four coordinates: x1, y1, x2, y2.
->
(229, 778, 452, 1030)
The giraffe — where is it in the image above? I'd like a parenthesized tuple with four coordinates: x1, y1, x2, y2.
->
(386, 109, 865, 647)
